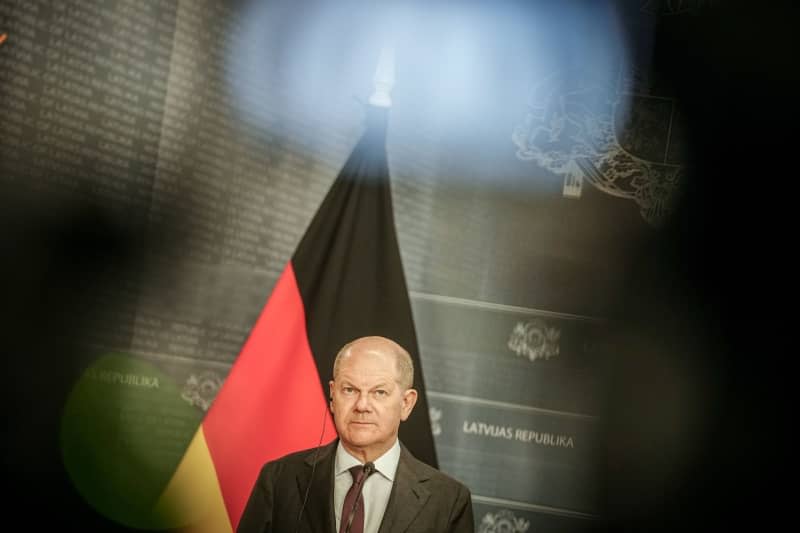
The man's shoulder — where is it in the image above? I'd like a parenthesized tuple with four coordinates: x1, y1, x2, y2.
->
(269, 445, 321, 464)
(401, 447, 470, 492)
(260, 441, 335, 473)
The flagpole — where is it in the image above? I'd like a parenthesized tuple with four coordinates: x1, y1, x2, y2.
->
(368, 46, 395, 108)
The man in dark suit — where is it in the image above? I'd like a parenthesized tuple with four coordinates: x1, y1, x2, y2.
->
(238, 336, 474, 533)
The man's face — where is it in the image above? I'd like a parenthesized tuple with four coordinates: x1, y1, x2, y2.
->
(329, 340, 417, 460)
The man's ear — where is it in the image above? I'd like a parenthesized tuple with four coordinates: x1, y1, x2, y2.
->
(400, 389, 418, 421)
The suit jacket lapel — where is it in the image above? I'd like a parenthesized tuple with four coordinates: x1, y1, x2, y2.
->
(377, 447, 430, 533)
(296, 441, 337, 533)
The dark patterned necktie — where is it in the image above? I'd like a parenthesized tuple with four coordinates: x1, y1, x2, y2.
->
(340, 464, 368, 533)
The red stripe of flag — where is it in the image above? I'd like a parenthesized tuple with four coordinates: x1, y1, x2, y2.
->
(202, 263, 337, 529)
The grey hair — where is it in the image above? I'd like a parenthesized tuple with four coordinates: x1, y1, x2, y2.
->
(332, 336, 414, 389)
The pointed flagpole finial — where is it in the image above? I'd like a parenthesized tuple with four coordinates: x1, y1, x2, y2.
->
(369, 46, 395, 108)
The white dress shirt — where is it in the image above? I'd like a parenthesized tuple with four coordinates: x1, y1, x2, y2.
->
(334, 439, 401, 533)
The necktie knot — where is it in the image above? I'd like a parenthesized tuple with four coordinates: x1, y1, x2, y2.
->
(349, 464, 366, 484)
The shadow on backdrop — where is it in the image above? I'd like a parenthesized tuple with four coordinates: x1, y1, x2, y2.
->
(598, 1, 793, 531)
(1, 182, 189, 531)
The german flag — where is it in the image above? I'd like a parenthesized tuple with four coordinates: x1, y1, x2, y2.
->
(156, 106, 437, 532)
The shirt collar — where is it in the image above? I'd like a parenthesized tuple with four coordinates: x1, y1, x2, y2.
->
(335, 438, 401, 481)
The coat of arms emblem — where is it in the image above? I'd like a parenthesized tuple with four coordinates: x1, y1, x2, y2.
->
(479, 509, 531, 533)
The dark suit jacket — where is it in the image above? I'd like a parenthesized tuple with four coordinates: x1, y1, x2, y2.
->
(237, 440, 474, 533)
